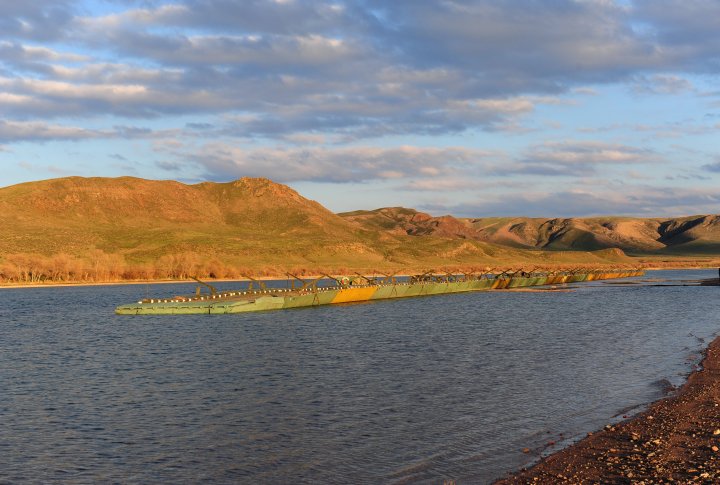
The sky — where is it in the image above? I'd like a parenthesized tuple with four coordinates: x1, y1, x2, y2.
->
(0, 0, 719, 218)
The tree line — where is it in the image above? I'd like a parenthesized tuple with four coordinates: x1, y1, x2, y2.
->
(0, 251, 243, 283)
(0, 250, 354, 284)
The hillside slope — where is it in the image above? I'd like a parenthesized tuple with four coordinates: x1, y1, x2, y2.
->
(341, 208, 720, 255)
(0, 177, 632, 282)
(0, 176, 387, 268)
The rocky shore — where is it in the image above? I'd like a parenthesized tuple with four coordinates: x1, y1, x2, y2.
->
(497, 337, 720, 484)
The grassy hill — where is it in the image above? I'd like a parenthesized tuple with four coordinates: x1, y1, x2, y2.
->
(0, 176, 384, 271)
(0, 177, 638, 283)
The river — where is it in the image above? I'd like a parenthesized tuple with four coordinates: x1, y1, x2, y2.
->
(1, 269, 719, 483)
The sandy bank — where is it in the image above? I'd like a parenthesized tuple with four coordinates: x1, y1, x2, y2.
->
(497, 336, 720, 483)
(0, 276, 296, 290)
(0, 274, 406, 290)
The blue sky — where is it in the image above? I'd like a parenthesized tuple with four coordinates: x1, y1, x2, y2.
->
(0, 0, 718, 217)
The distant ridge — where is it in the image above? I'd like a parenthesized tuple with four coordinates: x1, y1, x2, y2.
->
(0, 176, 714, 283)
(340, 208, 720, 255)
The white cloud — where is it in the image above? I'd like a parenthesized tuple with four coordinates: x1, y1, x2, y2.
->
(0, 120, 105, 142)
(632, 74, 695, 94)
(508, 140, 662, 176)
(424, 185, 720, 218)
(172, 144, 498, 183)
(2, 0, 718, 139)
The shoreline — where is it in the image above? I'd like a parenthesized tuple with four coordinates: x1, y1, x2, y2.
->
(496, 335, 720, 483)
(0, 275, 319, 290)
(1, 265, 716, 290)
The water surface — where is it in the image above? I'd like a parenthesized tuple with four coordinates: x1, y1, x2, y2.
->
(1, 269, 719, 483)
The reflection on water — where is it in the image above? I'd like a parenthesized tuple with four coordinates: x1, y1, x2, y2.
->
(1, 269, 719, 483)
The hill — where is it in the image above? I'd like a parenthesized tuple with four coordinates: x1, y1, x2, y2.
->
(340, 208, 720, 256)
(0, 176, 383, 275)
(0, 177, 634, 283)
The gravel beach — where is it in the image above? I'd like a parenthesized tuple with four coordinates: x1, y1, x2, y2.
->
(497, 336, 720, 484)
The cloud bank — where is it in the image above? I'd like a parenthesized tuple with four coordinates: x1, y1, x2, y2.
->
(1, 1, 719, 216)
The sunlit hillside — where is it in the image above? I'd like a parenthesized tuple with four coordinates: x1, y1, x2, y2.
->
(0, 176, 641, 283)
(341, 208, 720, 257)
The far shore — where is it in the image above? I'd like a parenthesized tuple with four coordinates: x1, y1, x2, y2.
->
(0, 273, 409, 289)
(0, 263, 716, 290)
(0, 275, 298, 290)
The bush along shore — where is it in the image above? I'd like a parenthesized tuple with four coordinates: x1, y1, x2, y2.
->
(0, 250, 651, 287)
(497, 337, 720, 483)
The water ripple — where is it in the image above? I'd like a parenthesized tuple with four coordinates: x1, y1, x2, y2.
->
(1, 270, 719, 483)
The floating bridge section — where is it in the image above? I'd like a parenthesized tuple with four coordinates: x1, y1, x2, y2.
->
(115, 268, 644, 315)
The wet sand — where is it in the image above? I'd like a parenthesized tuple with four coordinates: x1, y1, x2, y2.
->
(497, 337, 720, 483)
